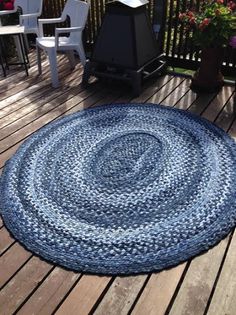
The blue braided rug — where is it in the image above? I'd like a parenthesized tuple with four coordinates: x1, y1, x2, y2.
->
(1, 103, 236, 275)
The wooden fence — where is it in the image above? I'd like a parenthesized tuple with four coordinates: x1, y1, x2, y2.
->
(42, 0, 235, 76)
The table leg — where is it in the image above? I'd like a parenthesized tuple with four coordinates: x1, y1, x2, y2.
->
(0, 37, 7, 76)
(18, 33, 28, 76)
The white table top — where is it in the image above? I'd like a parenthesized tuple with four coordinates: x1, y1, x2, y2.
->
(0, 10, 16, 16)
(0, 25, 25, 35)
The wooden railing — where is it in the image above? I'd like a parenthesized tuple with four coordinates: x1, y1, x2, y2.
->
(42, 0, 235, 76)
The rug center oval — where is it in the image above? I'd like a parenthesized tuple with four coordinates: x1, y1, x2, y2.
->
(91, 132, 162, 185)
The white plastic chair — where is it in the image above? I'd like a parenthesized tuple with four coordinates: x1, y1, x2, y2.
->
(14, 0, 43, 37)
(36, 0, 90, 88)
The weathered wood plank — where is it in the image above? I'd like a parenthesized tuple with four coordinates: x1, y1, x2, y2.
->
(175, 86, 198, 110)
(206, 233, 236, 315)
(0, 257, 53, 314)
(113, 75, 173, 105)
(0, 50, 39, 93)
(215, 94, 236, 131)
(0, 86, 103, 158)
(94, 276, 148, 315)
(147, 76, 185, 104)
(0, 139, 25, 171)
(160, 78, 191, 107)
(228, 117, 236, 140)
(0, 228, 15, 255)
(0, 56, 76, 112)
(201, 85, 234, 121)
(0, 55, 66, 104)
(0, 71, 86, 141)
(0, 242, 32, 288)
(0, 55, 40, 85)
(132, 75, 173, 103)
(132, 264, 186, 315)
(0, 67, 78, 122)
(168, 237, 229, 315)
(17, 268, 80, 315)
(188, 93, 217, 115)
(55, 275, 112, 315)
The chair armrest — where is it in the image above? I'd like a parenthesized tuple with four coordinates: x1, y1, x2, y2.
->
(38, 17, 64, 37)
(55, 27, 83, 34)
(38, 18, 64, 24)
(55, 27, 83, 49)
(20, 13, 41, 19)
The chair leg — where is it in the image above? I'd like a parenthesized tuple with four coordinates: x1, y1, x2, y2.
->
(36, 45, 42, 75)
(48, 49, 59, 88)
(76, 44, 86, 66)
(66, 50, 75, 70)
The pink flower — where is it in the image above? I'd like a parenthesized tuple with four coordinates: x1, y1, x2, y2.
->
(190, 17, 196, 25)
(203, 18, 211, 26)
(228, 1, 236, 11)
(216, 0, 224, 4)
(187, 11, 194, 18)
(179, 13, 186, 20)
(230, 36, 236, 48)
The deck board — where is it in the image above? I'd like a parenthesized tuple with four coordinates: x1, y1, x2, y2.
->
(0, 243, 32, 288)
(168, 237, 230, 315)
(0, 256, 53, 314)
(207, 231, 236, 315)
(17, 268, 81, 315)
(93, 275, 148, 315)
(132, 263, 187, 315)
(0, 227, 15, 255)
(0, 51, 235, 315)
(55, 275, 112, 315)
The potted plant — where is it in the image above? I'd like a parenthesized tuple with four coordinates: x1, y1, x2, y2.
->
(179, 0, 236, 92)
(0, 0, 14, 11)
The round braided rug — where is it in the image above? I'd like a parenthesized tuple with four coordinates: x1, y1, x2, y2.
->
(1, 103, 236, 275)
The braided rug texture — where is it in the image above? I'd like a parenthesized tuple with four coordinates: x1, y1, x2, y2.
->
(1, 103, 236, 275)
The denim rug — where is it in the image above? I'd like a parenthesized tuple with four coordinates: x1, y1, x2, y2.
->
(1, 104, 236, 274)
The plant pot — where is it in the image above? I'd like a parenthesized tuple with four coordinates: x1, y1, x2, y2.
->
(190, 47, 224, 92)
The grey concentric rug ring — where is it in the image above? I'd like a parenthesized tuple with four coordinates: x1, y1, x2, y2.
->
(1, 103, 236, 275)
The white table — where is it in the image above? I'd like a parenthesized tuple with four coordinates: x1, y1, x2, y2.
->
(0, 9, 25, 63)
(0, 25, 29, 75)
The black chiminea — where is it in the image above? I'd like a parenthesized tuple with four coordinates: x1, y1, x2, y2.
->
(82, 0, 166, 95)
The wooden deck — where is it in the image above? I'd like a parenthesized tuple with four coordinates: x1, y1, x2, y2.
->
(0, 51, 236, 315)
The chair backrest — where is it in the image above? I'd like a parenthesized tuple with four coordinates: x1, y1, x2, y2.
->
(14, 0, 43, 31)
(61, 0, 90, 43)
